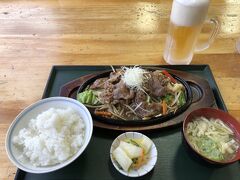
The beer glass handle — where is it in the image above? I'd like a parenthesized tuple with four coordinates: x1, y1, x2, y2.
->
(195, 18, 220, 52)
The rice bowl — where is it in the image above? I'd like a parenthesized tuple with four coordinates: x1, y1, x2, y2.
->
(5, 97, 93, 173)
(13, 107, 86, 167)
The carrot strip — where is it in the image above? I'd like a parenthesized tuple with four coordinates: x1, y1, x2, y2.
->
(162, 70, 176, 83)
(162, 100, 167, 115)
(133, 150, 145, 169)
(95, 111, 112, 117)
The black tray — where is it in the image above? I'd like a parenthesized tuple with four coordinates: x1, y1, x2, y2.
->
(15, 65, 240, 180)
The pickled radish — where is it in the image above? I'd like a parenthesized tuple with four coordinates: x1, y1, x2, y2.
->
(113, 147, 133, 171)
(112, 136, 153, 172)
(119, 141, 143, 159)
(140, 137, 153, 153)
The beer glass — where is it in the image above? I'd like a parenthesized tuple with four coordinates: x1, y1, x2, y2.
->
(236, 38, 240, 53)
(163, 0, 220, 65)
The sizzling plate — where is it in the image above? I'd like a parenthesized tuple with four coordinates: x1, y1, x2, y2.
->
(77, 69, 192, 126)
(59, 67, 215, 131)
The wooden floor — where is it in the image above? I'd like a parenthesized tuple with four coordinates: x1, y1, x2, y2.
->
(0, 0, 240, 179)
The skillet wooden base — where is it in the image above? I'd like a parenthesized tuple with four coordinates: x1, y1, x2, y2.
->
(60, 68, 216, 131)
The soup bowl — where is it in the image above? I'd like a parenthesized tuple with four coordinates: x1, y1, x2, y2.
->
(183, 108, 240, 164)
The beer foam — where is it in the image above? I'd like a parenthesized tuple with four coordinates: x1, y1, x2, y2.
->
(171, 0, 209, 26)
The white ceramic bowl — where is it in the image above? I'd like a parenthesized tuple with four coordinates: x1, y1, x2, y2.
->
(110, 132, 157, 177)
(5, 97, 93, 174)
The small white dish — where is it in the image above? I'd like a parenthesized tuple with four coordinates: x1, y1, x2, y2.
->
(5, 97, 93, 174)
(110, 132, 157, 177)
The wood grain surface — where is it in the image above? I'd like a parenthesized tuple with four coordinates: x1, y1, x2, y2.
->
(0, 0, 239, 179)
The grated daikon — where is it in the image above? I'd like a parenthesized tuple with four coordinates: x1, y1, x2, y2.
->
(122, 66, 146, 89)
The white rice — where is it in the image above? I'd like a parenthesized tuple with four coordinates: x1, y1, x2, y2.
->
(13, 107, 85, 167)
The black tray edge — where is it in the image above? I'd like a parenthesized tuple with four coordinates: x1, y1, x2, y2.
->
(204, 65, 227, 111)
(15, 64, 228, 180)
(42, 66, 56, 99)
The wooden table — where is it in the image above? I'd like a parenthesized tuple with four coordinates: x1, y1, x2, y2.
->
(0, 0, 239, 179)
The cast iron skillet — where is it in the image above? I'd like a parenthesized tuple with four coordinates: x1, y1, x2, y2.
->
(77, 69, 193, 126)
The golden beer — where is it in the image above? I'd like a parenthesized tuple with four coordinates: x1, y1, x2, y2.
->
(163, 0, 210, 64)
(164, 22, 202, 64)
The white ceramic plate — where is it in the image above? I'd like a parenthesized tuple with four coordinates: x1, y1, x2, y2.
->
(110, 132, 158, 177)
(5, 97, 93, 174)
